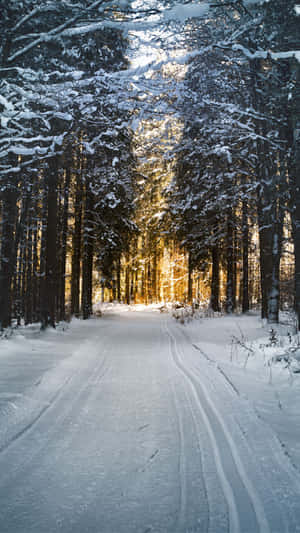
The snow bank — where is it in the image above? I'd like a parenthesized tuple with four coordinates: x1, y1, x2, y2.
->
(93, 302, 164, 314)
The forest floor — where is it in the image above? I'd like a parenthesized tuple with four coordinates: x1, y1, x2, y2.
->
(0, 308, 300, 532)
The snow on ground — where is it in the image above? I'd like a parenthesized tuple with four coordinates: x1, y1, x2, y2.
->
(0, 318, 110, 452)
(180, 310, 300, 468)
(0, 308, 300, 532)
(93, 301, 164, 313)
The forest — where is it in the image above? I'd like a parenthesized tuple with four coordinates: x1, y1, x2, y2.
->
(0, 0, 299, 331)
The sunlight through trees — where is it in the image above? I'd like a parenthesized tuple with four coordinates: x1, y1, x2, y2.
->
(0, 0, 299, 329)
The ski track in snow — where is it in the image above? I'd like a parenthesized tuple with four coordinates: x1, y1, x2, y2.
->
(184, 326, 300, 496)
(0, 312, 300, 532)
(170, 345, 215, 533)
(169, 371, 188, 532)
(165, 321, 267, 533)
(187, 327, 300, 495)
(0, 333, 111, 493)
(171, 321, 300, 533)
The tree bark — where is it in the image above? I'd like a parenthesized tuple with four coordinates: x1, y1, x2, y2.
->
(187, 251, 193, 304)
(71, 157, 83, 317)
(226, 209, 235, 314)
(242, 200, 250, 313)
(32, 213, 39, 323)
(117, 256, 121, 301)
(24, 208, 33, 325)
(14, 184, 30, 325)
(290, 60, 300, 329)
(58, 163, 71, 321)
(210, 245, 220, 312)
(81, 175, 94, 319)
(152, 242, 158, 303)
(40, 157, 59, 329)
(0, 178, 18, 329)
(125, 254, 130, 305)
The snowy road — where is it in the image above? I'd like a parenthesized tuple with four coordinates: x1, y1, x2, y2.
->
(0, 312, 300, 533)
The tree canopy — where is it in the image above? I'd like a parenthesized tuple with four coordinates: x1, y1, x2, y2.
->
(0, 0, 299, 329)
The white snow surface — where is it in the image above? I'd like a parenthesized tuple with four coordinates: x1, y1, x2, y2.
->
(0, 311, 300, 532)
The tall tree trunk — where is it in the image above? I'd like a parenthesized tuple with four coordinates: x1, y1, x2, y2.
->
(24, 209, 33, 325)
(41, 157, 59, 329)
(290, 60, 300, 329)
(56, 183, 63, 320)
(81, 176, 94, 320)
(39, 181, 48, 323)
(32, 214, 39, 323)
(59, 163, 71, 321)
(267, 163, 285, 324)
(15, 240, 25, 326)
(210, 245, 220, 312)
(0, 178, 18, 329)
(226, 209, 234, 314)
(257, 167, 274, 321)
(71, 159, 83, 317)
(20, 224, 27, 322)
(141, 268, 145, 302)
(258, 225, 273, 320)
(14, 185, 30, 325)
(232, 224, 237, 311)
(242, 200, 250, 313)
(125, 254, 130, 305)
(250, 59, 273, 320)
(130, 267, 134, 302)
(267, 229, 281, 323)
(117, 256, 121, 301)
(147, 261, 151, 303)
(152, 242, 158, 303)
(294, 204, 300, 330)
(187, 251, 193, 304)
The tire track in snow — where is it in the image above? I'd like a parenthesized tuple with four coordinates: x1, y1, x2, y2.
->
(0, 341, 109, 490)
(0, 372, 75, 456)
(165, 322, 240, 533)
(169, 359, 188, 532)
(182, 327, 241, 399)
(165, 321, 271, 533)
(180, 380, 211, 533)
(189, 362, 292, 533)
(164, 322, 210, 533)
(192, 343, 240, 397)
(190, 364, 272, 533)
(183, 326, 300, 526)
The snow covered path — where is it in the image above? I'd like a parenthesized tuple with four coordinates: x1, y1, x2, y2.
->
(0, 312, 300, 533)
